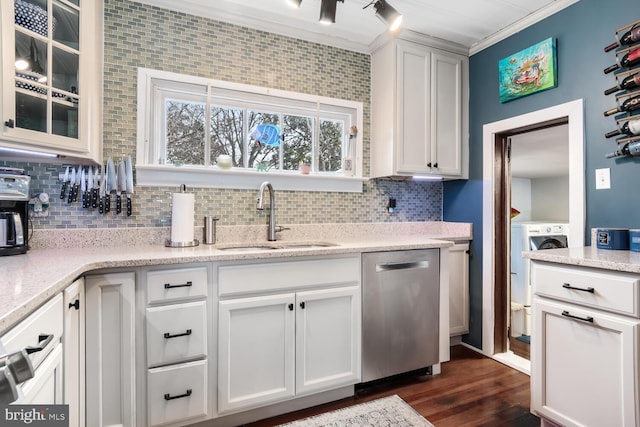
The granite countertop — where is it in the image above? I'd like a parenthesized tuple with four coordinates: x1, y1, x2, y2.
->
(0, 221, 472, 335)
(523, 246, 640, 274)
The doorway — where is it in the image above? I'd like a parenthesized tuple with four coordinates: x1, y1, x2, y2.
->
(481, 99, 585, 373)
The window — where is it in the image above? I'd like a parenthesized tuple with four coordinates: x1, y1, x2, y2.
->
(137, 68, 364, 192)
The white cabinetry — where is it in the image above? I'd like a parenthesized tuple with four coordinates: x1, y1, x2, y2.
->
(531, 261, 640, 427)
(142, 264, 211, 427)
(449, 242, 469, 336)
(64, 278, 84, 427)
(85, 271, 136, 427)
(217, 256, 361, 414)
(1, 292, 64, 405)
(0, 0, 103, 161)
(370, 37, 468, 179)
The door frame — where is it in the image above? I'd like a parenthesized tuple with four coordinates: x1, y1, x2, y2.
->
(481, 99, 585, 357)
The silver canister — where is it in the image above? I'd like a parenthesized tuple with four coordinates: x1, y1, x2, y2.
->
(204, 216, 218, 245)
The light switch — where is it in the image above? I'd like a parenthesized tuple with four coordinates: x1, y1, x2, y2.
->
(595, 168, 611, 190)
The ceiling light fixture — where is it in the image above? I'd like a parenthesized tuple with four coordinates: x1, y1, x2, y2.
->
(364, 0, 403, 32)
(319, 0, 343, 25)
(286, 0, 302, 8)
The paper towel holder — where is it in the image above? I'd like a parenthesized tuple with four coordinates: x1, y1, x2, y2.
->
(165, 184, 200, 248)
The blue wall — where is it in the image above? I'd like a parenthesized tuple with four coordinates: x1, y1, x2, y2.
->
(444, 0, 640, 349)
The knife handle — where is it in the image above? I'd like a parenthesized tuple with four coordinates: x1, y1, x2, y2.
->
(116, 194, 122, 215)
(83, 191, 90, 209)
(126, 196, 132, 217)
(60, 182, 68, 199)
(105, 194, 110, 213)
(72, 185, 79, 202)
(91, 189, 98, 208)
(67, 185, 74, 204)
(98, 195, 104, 214)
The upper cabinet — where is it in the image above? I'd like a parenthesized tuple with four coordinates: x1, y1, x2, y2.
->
(370, 36, 469, 179)
(0, 0, 103, 162)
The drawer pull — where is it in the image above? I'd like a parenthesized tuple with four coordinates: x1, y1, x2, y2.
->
(163, 389, 192, 401)
(561, 310, 594, 323)
(562, 283, 595, 293)
(24, 334, 53, 355)
(164, 281, 193, 289)
(163, 329, 192, 339)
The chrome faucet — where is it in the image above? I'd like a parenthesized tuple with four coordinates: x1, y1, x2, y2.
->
(256, 181, 278, 241)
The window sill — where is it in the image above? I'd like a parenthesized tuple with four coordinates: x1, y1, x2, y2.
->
(135, 165, 367, 192)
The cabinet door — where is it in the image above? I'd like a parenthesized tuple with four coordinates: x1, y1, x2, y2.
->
(295, 286, 361, 396)
(449, 243, 469, 336)
(218, 293, 295, 414)
(64, 278, 85, 427)
(430, 51, 463, 176)
(19, 343, 64, 405)
(396, 41, 431, 174)
(85, 272, 136, 427)
(532, 298, 640, 427)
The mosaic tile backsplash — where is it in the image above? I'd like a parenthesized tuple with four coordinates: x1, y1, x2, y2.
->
(1, 0, 443, 231)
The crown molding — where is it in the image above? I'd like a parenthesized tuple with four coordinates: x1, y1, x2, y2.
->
(469, 0, 580, 56)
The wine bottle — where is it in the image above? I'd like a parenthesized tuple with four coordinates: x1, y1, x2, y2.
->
(605, 118, 640, 138)
(606, 140, 640, 158)
(603, 94, 640, 116)
(604, 71, 640, 95)
(604, 25, 640, 52)
(603, 46, 640, 74)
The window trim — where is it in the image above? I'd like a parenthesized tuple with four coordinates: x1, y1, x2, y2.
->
(136, 68, 366, 192)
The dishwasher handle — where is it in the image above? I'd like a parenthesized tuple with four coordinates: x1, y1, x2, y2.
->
(375, 260, 430, 272)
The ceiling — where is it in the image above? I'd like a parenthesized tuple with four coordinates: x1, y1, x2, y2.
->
(135, 0, 579, 54)
(510, 125, 569, 179)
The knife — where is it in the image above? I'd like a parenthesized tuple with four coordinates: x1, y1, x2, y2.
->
(67, 167, 76, 204)
(107, 157, 117, 214)
(73, 166, 81, 202)
(80, 168, 87, 208)
(60, 166, 69, 200)
(92, 167, 100, 208)
(99, 164, 106, 214)
(86, 166, 93, 208)
(125, 155, 134, 217)
(116, 160, 125, 215)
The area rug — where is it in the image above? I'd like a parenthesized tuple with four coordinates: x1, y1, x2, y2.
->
(277, 395, 434, 426)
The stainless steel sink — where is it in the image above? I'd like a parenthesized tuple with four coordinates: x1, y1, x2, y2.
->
(216, 241, 338, 251)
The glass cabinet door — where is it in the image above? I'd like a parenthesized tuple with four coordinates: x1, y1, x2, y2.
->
(11, 0, 80, 139)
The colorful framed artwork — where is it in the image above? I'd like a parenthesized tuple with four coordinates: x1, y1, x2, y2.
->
(498, 38, 557, 103)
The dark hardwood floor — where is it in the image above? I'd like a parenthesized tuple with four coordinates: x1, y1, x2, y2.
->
(245, 345, 538, 427)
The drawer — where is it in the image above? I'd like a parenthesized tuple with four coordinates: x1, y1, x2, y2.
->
(146, 266, 208, 304)
(146, 301, 207, 367)
(218, 256, 360, 297)
(1, 293, 63, 370)
(532, 262, 640, 317)
(147, 359, 208, 426)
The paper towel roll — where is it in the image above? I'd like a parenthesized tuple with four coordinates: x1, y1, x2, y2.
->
(171, 192, 195, 243)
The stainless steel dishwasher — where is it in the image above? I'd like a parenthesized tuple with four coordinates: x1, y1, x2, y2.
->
(361, 249, 440, 382)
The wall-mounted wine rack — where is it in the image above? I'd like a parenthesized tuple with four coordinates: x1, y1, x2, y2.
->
(603, 18, 640, 159)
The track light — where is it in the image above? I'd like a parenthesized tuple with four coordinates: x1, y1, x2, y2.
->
(286, 0, 302, 8)
(319, 0, 341, 25)
(373, 0, 402, 32)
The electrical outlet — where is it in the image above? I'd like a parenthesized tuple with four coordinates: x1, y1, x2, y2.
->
(595, 168, 611, 190)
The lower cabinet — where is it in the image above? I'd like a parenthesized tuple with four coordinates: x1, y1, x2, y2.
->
(449, 242, 469, 336)
(531, 261, 640, 427)
(63, 278, 85, 427)
(217, 256, 361, 414)
(85, 271, 136, 427)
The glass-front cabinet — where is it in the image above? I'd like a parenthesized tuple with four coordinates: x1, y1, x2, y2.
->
(0, 0, 102, 162)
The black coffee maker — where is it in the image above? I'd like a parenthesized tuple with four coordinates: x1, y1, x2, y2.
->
(0, 167, 30, 256)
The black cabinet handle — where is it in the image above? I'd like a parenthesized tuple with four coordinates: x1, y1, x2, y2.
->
(427, 162, 432, 168)
(300, 302, 305, 309)
(4, 119, 14, 128)
(25, 334, 54, 354)
(164, 389, 192, 401)
(561, 310, 594, 323)
(562, 283, 594, 293)
(288, 304, 294, 311)
(164, 281, 193, 289)
(164, 329, 192, 339)
(433, 162, 438, 168)
(68, 300, 80, 310)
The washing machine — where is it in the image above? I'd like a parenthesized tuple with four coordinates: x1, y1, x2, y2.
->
(510, 222, 569, 337)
